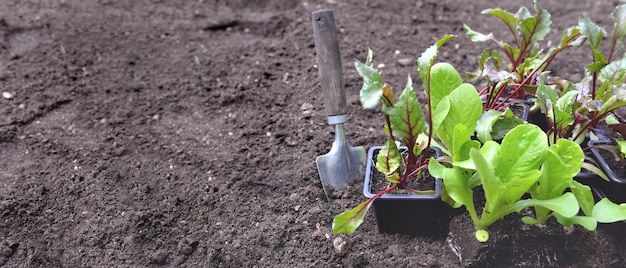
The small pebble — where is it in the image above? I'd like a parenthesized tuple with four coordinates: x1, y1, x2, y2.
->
(397, 58, 413, 67)
(300, 102, 314, 111)
(285, 137, 297, 147)
(2, 92, 13, 99)
(333, 237, 348, 254)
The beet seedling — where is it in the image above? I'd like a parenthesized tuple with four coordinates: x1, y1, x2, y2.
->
(464, 0, 585, 111)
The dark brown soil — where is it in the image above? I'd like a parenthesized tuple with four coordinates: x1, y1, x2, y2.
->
(0, 0, 623, 267)
(448, 211, 624, 267)
(598, 147, 626, 180)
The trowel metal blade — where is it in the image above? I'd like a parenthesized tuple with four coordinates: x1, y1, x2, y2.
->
(316, 142, 366, 191)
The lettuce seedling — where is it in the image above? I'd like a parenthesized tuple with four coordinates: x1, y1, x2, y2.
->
(464, 0, 585, 111)
(429, 124, 580, 242)
(521, 138, 601, 230)
(333, 35, 484, 235)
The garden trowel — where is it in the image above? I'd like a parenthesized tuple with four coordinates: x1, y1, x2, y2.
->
(312, 10, 366, 194)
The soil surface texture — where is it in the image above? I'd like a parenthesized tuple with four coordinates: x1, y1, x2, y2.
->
(0, 0, 624, 267)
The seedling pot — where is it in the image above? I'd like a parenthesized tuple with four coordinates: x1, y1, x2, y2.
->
(508, 101, 530, 121)
(484, 98, 531, 121)
(363, 146, 452, 236)
(588, 140, 626, 204)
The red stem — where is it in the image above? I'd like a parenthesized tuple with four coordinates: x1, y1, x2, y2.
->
(404, 163, 429, 182)
(591, 72, 598, 100)
(492, 54, 549, 111)
(419, 68, 434, 166)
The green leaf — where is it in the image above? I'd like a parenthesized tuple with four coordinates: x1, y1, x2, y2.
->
(386, 173, 400, 184)
(440, 166, 477, 220)
(332, 200, 373, 235)
(554, 214, 597, 231)
(539, 139, 583, 187)
(477, 109, 524, 143)
(555, 91, 578, 113)
(455, 141, 499, 171)
(579, 16, 608, 66)
(581, 161, 611, 182)
(511, 192, 579, 218)
(463, 24, 494, 42)
(570, 180, 595, 216)
(521, 216, 538, 225)
(452, 124, 480, 163)
(599, 57, 626, 86)
(482, 56, 516, 82)
(502, 43, 519, 63)
(585, 61, 607, 73)
(606, 114, 620, 124)
(430, 62, 463, 111)
(482, 8, 518, 33)
(376, 138, 401, 175)
(533, 139, 583, 218)
(435, 83, 481, 155)
(518, 1, 551, 49)
(470, 147, 500, 210)
(385, 76, 426, 146)
(618, 140, 626, 156)
(480, 141, 500, 169)
(516, 6, 532, 20)
(441, 84, 483, 138)
(356, 50, 384, 109)
(491, 109, 524, 140)
(417, 34, 456, 89)
(552, 139, 584, 178)
(476, 110, 502, 143)
(427, 156, 445, 178)
(592, 198, 626, 223)
(495, 124, 548, 204)
(536, 74, 557, 117)
(536, 73, 577, 139)
(431, 95, 450, 135)
(559, 26, 584, 48)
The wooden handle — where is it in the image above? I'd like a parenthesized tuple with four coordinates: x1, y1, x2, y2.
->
(312, 10, 347, 117)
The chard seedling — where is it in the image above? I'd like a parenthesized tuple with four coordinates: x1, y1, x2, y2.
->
(464, 0, 585, 111)
(333, 35, 484, 235)
(570, 4, 626, 141)
(579, 4, 626, 100)
(533, 5, 626, 184)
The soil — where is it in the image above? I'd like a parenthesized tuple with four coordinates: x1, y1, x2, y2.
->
(0, 0, 624, 267)
(448, 212, 624, 267)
